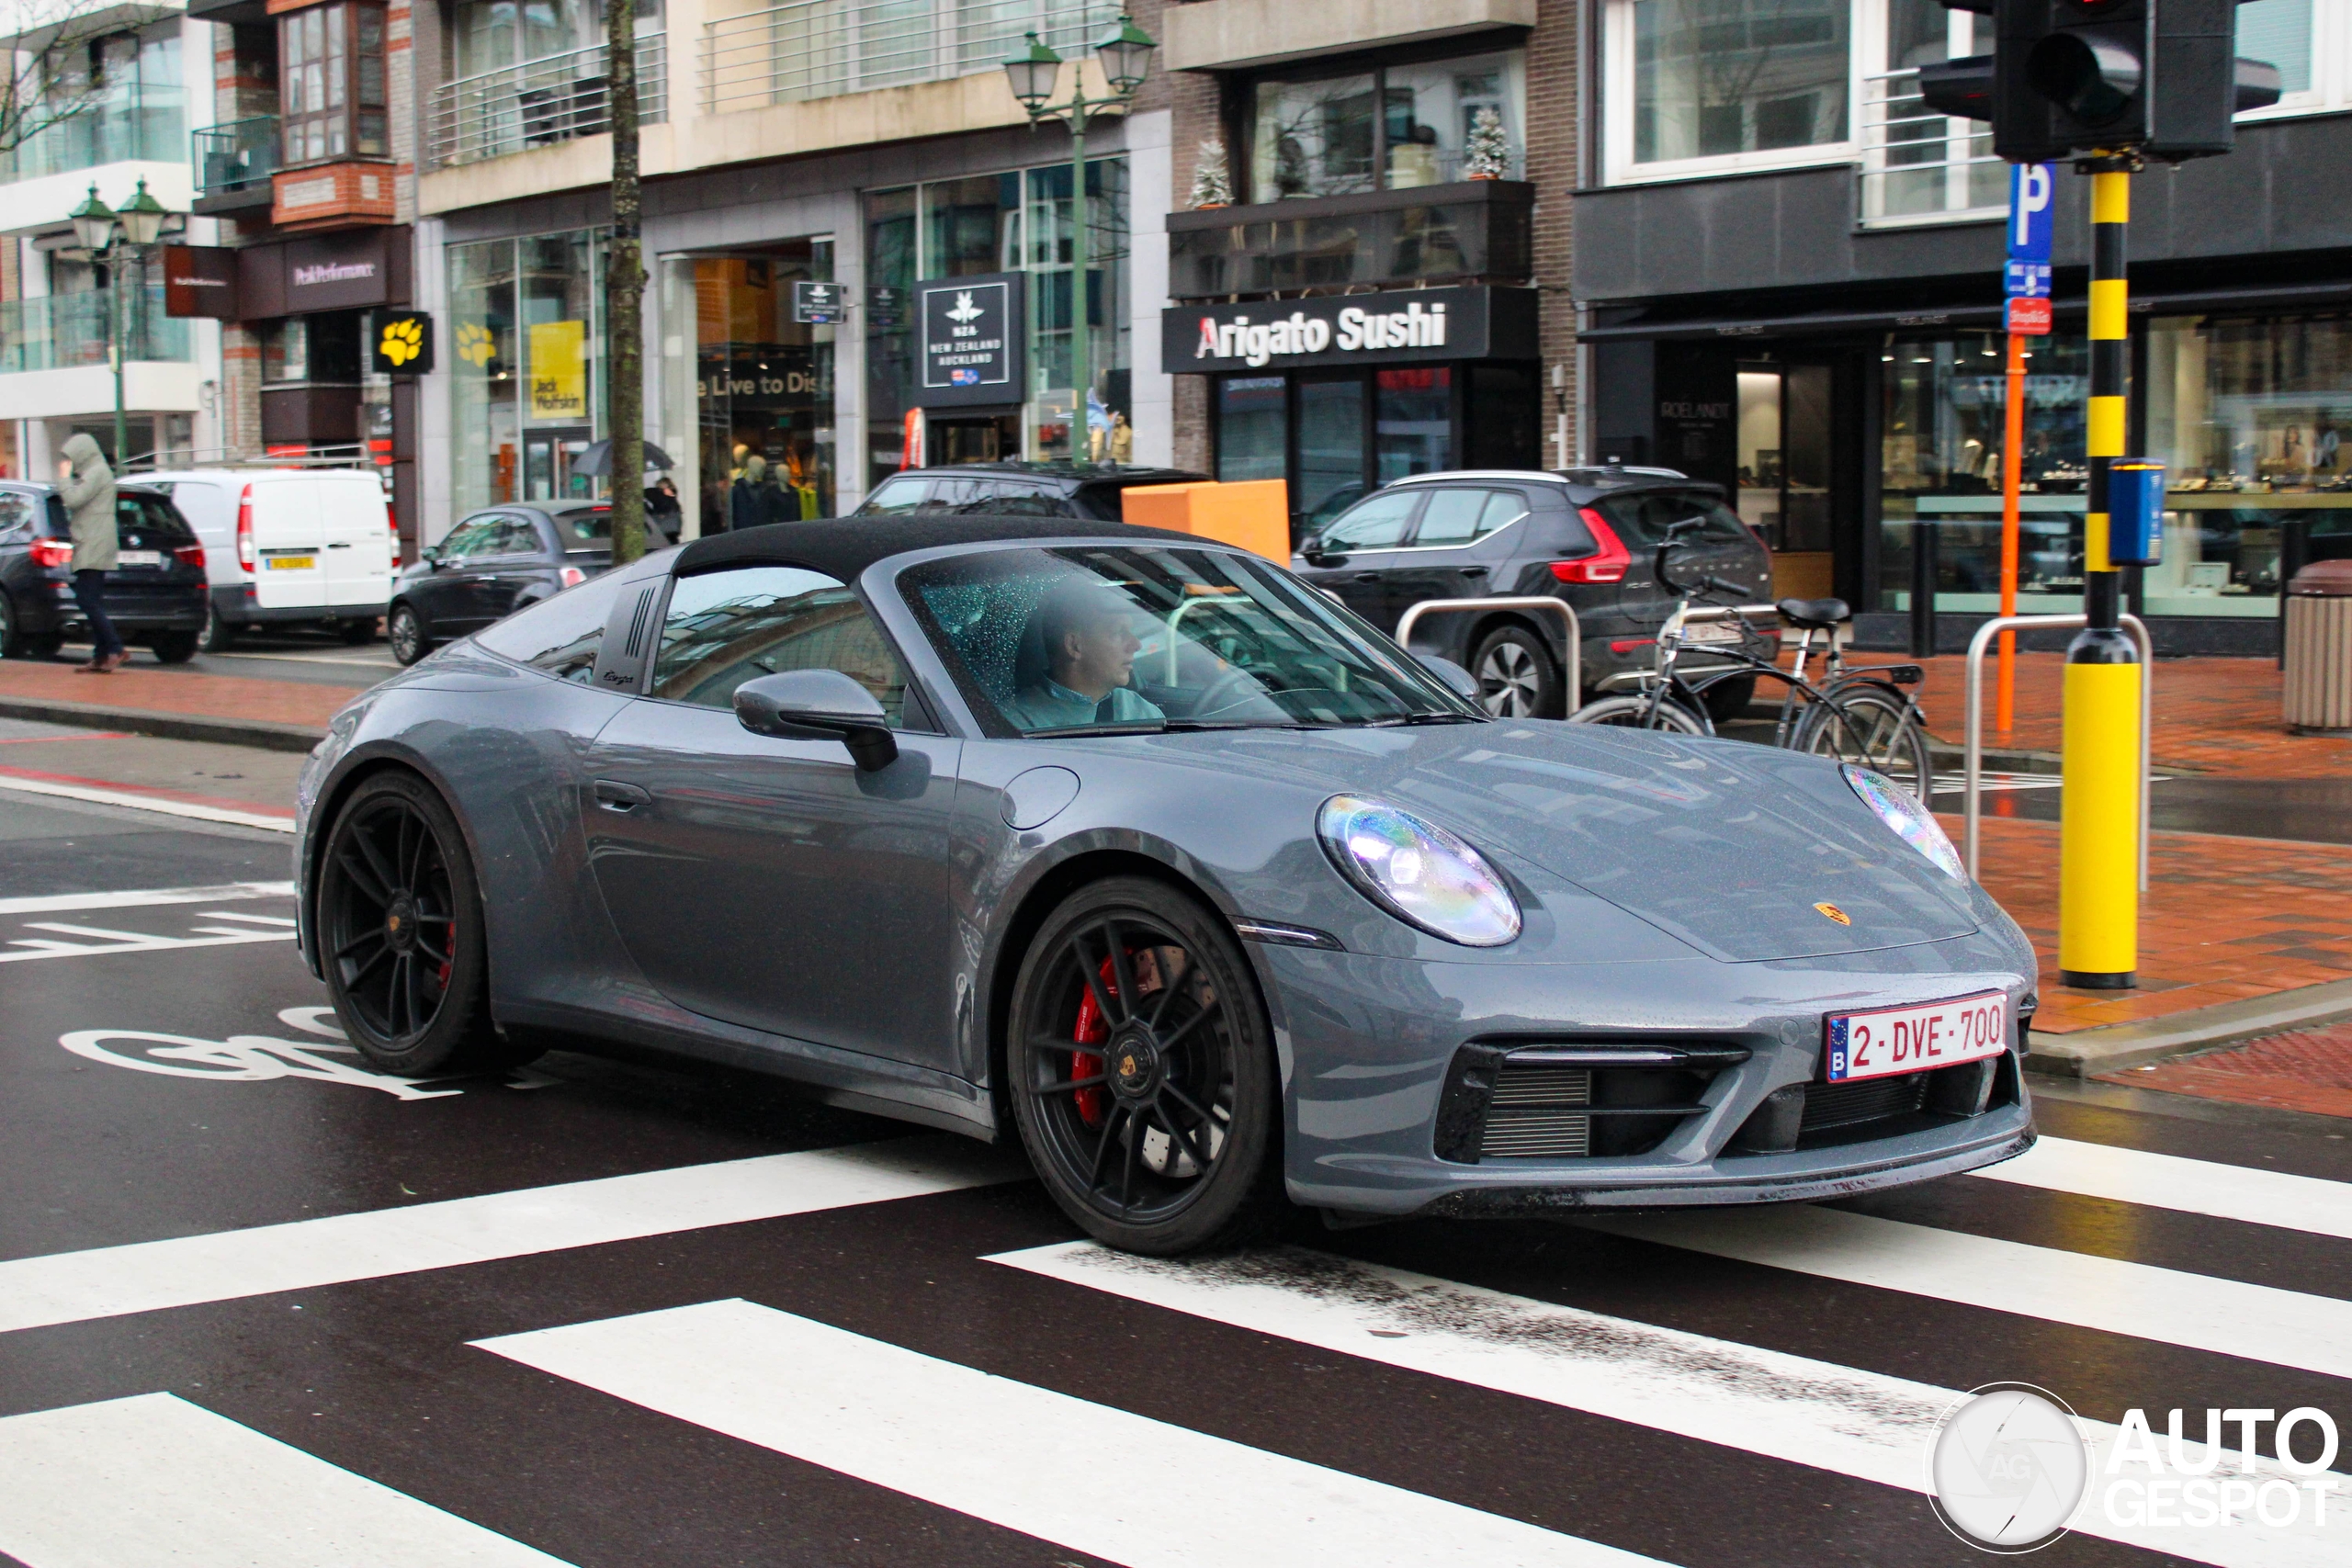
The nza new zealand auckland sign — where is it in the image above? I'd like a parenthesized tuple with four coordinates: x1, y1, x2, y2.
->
(1164, 287, 1532, 375)
(917, 272, 1023, 408)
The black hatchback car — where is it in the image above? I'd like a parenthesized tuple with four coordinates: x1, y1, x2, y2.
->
(0, 482, 209, 663)
(388, 502, 673, 665)
(851, 461, 1208, 521)
(1293, 467, 1778, 718)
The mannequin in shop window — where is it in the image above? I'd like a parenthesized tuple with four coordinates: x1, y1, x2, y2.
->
(732, 453, 769, 531)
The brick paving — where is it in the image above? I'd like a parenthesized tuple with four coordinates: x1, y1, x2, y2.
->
(1851, 649, 2352, 779)
(2098, 1021, 2352, 1120)
(0, 659, 349, 732)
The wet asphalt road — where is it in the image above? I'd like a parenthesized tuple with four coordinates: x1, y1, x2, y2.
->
(3, 794, 2349, 1567)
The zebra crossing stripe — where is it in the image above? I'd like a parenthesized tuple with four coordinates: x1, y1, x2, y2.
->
(476, 1298, 1672, 1568)
(989, 1241, 2340, 1567)
(1973, 1134, 2352, 1242)
(1580, 1205, 2352, 1380)
(0, 1137, 1018, 1336)
(0, 1393, 570, 1566)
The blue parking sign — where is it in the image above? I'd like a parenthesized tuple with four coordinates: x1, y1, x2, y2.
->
(2006, 164, 2054, 300)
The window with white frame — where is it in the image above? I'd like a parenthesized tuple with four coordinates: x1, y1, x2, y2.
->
(1605, 0, 2352, 191)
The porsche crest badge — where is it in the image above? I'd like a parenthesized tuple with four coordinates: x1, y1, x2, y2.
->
(1814, 902, 1852, 926)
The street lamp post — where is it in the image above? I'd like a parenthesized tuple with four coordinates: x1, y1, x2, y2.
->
(1004, 12, 1155, 463)
(69, 179, 175, 468)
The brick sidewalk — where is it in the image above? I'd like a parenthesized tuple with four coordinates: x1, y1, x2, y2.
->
(1849, 649, 2352, 779)
(1959, 813, 2352, 1033)
(2100, 1021, 2352, 1119)
(0, 659, 349, 731)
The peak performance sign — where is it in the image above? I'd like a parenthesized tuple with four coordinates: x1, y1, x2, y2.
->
(1165, 287, 1534, 375)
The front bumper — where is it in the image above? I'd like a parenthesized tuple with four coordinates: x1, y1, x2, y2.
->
(1263, 940, 2036, 1217)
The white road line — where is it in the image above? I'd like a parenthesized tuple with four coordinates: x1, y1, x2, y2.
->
(0, 1393, 570, 1567)
(991, 1242, 2338, 1566)
(478, 1299, 1668, 1568)
(0, 881, 295, 915)
(1976, 1134, 2352, 1242)
(0, 773, 296, 832)
(195, 909, 300, 928)
(1580, 1206, 2352, 1381)
(0, 1137, 1017, 1336)
(0, 922, 295, 964)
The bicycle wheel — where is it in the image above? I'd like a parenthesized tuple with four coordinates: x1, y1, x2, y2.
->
(1569, 694, 1710, 735)
(1796, 688, 1934, 799)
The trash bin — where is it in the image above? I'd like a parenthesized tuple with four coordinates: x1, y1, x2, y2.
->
(2283, 558, 2352, 734)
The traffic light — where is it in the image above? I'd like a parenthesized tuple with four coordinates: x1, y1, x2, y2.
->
(1923, 0, 2282, 163)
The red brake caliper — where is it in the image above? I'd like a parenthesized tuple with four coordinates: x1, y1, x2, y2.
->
(1070, 956, 1118, 1127)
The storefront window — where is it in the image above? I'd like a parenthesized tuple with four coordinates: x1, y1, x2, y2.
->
(450, 230, 606, 516)
(1880, 332, 2090, 615)
(1216, 378, 1285, 483)
(1375, 367, 1452, 481)
(696, 241, 836, 529)
(1298, 377, 1368, 528)
(1628, 0, 1849, 165)
(2146, 313, 2352, 615)
(1247, 50, 1526, 199)
(280, 2, 390, 166)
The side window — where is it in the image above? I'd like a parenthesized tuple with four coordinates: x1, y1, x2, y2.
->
(130, 494, 194, 540)
(488, 517, 541, 555)
(0, 491, 33, 538)
(473, 570, 632, 682)
(649, 565, 910, 727)
(1317, 490, 1420, 551)
(437, 519, 500, 558)
(859, 477, 931, 514)
(1410, 488, 1491, 547)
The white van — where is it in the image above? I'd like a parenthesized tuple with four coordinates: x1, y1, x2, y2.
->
(141, 469, 395, 650)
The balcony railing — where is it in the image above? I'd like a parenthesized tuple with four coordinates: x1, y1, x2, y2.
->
(194, 116, 281, 197)
(428, 34, 669, 168)
(701, 0, 1115, 115)
(0, 288, 191, 374)
(0, 107, 186, 184)
(1168, 180, 1534, 300)
(1857, 67, 2006, 228)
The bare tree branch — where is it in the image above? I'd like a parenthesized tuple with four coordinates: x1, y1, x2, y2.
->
(0, 1, 151, 159)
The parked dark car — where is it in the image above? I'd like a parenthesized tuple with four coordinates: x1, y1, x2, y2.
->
(0, 481, 209, 663)
(852, 461, 1208, 522)
(388, 502, 670, 666)
(1293, 467, 1779, 718)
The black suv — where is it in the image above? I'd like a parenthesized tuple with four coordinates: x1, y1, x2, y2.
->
(1293, 467, 1777, 717)
(852, 461, 1207, 521)
(388, 502, 671, 665)
(0, 482, 209, 663)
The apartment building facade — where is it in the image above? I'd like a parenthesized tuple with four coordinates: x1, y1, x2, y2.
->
(1574, 0, 2352, 652)
(0, 5, 229, 479)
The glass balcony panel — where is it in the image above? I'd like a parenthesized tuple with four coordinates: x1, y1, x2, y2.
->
(0, 288, 192, 374)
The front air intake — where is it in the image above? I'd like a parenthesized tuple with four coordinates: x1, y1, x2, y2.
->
(1436, 1041, 1750, 1163)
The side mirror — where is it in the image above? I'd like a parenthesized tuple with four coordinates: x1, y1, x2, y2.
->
(1414, 651, 1481, 703)
(420, 545, 443, 567)
(733, 668, 899, 772)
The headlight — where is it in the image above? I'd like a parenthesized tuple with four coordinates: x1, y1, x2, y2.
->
(1843, 764, 1965, 881)
(1317, 795, 1521, 947)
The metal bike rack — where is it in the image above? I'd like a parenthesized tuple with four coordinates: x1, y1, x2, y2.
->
(1394, 597, 1582, 705)
(1962, 613, 2153, 892)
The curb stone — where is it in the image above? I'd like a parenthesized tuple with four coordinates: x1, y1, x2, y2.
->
(0, 696, 324, 755)
(2024, 976, 2352, 1077)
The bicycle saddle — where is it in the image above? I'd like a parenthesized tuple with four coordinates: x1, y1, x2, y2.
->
(1775, 596, 1850, 629)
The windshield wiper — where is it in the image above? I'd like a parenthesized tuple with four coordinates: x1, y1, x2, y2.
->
(1023, 721, 1169, 738)
(1364, 713, 1487, 728)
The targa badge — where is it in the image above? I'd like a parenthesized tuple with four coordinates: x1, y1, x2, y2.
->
(1928, 1383, 2090, 1552)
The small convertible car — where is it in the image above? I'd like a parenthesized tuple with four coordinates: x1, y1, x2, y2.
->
(296, 516, 2036, 1254)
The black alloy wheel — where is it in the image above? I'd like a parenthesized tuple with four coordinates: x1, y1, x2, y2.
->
(387, 603, 430, 666)
(1471, 625, 1561, 718)
(149, 630, 198, 664)
(317, 772, 517, 1075)
(1009, 877, 1280, 1255)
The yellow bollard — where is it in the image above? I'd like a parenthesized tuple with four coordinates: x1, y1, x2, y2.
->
(2058, 652, 2141, 987)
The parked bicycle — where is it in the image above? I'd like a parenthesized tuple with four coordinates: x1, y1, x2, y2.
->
(1568, 519, 1935, 798)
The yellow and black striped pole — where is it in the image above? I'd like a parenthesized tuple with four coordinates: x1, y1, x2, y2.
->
(2059, 162, 2143, 990)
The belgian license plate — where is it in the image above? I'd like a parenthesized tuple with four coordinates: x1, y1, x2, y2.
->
(115, 549, 162, 568)
(1824, 990, 2007, 1083)
(266, 555, 316, 570)
(1683, 620, 1739, 644)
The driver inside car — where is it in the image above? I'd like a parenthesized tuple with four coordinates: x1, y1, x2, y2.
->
(1001, 580, 1168, 731)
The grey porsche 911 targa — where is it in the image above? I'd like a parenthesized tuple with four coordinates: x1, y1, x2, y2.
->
(295, 516, 2036, 1254)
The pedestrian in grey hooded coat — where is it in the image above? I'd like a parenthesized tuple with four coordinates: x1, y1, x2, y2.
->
(57, 433, 126, 671)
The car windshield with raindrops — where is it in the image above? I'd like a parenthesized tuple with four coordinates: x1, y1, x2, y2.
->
(899, 546, 1485, 738)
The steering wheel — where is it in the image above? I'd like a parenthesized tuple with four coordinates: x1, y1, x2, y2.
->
(1191, 664, 1270, 719)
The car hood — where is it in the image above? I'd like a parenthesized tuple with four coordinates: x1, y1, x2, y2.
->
(1113, 720, 1978, 962)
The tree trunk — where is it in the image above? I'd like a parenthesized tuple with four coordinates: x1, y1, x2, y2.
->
(605, 0, 646, 564)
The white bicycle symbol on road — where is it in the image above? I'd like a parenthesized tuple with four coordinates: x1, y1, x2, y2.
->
(62, 1007, 465, 1100)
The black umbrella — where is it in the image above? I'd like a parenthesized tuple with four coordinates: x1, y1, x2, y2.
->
(571, 438, 674, 476)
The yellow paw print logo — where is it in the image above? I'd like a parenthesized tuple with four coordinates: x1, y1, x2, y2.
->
(379, 316, 425, 367)
(456, 322, 495, 367)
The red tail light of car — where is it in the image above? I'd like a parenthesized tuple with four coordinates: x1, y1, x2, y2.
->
(236, 484, 256, 571)
(29, 537, 71, 569)
(1550, 507, 1634, 584)
(175, 543, 206, 568)
(560, 566, 586, 588)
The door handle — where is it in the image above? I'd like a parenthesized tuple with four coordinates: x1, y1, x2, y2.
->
(327, 541, 352, 549)
(593, 779, 651, 812)
(1351, 572, 1381, 582)
(477, 575, 501, 583)
(1461, 565, 1488, 576)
